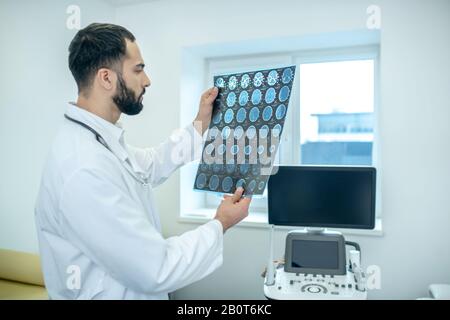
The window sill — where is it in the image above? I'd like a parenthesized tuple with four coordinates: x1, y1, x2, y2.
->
(179, 208, 383, 237)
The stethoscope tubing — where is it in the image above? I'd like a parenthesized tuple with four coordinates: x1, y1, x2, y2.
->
(64, 114, 149, 186)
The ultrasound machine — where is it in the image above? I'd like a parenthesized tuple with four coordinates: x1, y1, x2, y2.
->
(263, 166, 376, 300)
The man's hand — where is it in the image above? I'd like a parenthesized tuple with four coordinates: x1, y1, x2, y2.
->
(214, 187, 252, 233)
(193, 87, 219, 135)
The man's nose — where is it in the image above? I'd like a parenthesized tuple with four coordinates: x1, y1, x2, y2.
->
(144, 72, 151, 88)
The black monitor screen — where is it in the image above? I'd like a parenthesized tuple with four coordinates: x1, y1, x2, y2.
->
(291, 240, 338, 269)
(268, 166, 376, 229)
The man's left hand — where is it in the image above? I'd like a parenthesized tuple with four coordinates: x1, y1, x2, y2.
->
(193, 87, 219, 135)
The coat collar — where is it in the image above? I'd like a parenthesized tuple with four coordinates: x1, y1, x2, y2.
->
(65, 102, 128, 162)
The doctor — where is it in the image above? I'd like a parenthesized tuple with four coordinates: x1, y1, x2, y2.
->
(35, 23, 251, 299)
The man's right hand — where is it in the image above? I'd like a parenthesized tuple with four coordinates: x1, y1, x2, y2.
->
(214, 187, 251, 233)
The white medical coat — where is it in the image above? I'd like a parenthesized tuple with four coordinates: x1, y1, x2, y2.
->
(34, 103, 223, 299)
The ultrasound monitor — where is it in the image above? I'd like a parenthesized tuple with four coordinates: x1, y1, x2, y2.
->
(268, 166, 376, 229)
(285, 230, 346, 275)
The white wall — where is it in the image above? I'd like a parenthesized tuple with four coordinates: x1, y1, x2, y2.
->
(0, 0, 115, 252)
(1, 0, 449, 300)
(115, 0, 450, 299)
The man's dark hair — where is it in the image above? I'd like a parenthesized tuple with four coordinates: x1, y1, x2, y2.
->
(68, 23, 135, 93)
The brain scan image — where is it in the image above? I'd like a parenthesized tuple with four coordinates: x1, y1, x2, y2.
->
(236, 108, 246, 123)
(204, 143, 214, 156)
(215, 77, 225, 88)
(253, 72, 264, 87)
(221, 126, 231, 139)
(259, 125, 269, 139)
(218, 144, 226, 155)
(275, 104, 286, 120)
(226, 164, 235, 174)
(272, 124, 282, 138)
(257, 145, 265, 155)
(236, 179, 246, 189)
(196, 173, 207, 189)
(239, 91, 249, 106)
(224, 108, 234, 124)
(262, 106, 273, 121)
(221, 176, 233, 192)
(239, 164, 250, 175)
(211, 163, 221, 173)
(282, 68, 294, 84)
(251, 89, 262, 105)
(212, 112, 222, 124)
(240, 74, 251, 89)
(209, 175, 219, 190)
(234, 126, 244, 139)
(208, 126, 219, 139)
(226, 92, 236, 107)
(247, 180, 257, 192)
(194, 66, 296, 195)
(228, 76, 238, 90)
(246, 125, 257, 139)
(265, 87, 276, 104)
(267, 70, 279, 86)
(249, 107, 260, 122)
(258, 181, 266, 191)
(279, 86, 290, 102)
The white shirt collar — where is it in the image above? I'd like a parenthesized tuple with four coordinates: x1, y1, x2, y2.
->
(66, 102, 128, 162)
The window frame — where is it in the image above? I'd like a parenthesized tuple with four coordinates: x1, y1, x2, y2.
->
(288, 46, 380, 167)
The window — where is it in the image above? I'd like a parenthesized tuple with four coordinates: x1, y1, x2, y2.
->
(179, 41, 381, 224)
(298, 59, 375, 166)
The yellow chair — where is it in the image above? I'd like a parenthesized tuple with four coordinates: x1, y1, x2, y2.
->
(0, 248, 48, 300)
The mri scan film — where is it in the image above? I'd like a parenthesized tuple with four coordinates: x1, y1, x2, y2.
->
(194, 66, 296, 196)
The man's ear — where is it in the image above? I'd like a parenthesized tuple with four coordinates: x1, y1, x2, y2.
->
(96, 68, 116, 91)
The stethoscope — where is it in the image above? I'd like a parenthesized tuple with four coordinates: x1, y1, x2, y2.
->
(64, 114, 150, 186)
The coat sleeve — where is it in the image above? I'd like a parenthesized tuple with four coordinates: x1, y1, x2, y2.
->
(126, 124, 204, 188)
(59, 165, 223, 295)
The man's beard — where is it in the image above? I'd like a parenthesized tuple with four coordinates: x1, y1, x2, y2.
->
(113, 74, 145, 116)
